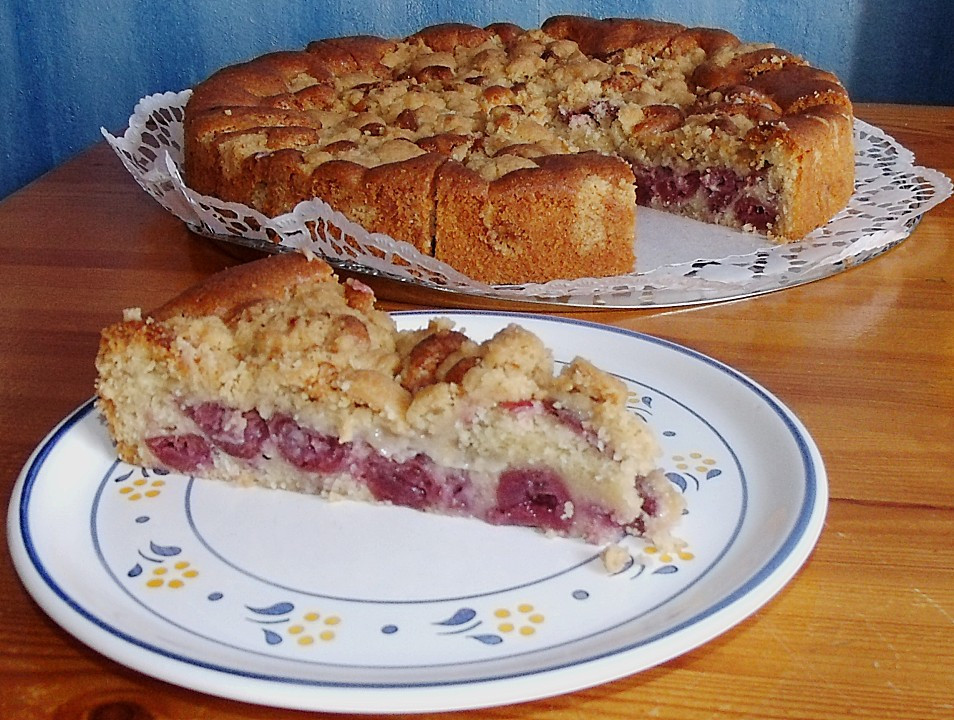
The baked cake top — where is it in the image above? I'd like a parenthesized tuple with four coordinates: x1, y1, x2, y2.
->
(185, 15, 852, 186)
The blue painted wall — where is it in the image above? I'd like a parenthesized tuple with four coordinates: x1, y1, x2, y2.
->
(2, 0, 952, 201)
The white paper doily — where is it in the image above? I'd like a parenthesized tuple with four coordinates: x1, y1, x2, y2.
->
(103, 91, 951, 308)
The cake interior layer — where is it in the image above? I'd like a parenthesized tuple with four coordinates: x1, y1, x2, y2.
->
(631, 163, 778, 233)
(141, 399, 677, 545)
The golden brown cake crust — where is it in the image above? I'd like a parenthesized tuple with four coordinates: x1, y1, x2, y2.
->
(150, 252, 335, 321)
(183, 15, 855, 283)
(541, 15, 688, 57)
(435, 152, 636, 284)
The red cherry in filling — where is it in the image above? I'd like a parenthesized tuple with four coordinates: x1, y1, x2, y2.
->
(498, 399, 536, 411)
(701, 167, 743, 212)
(491, 468, 572, 532)
(734, 195, 778, 232)
(267, 415, 351, 473)
(359, 453, 439, 510)
(652, 167, 701, 206)
(625, 477, 663, 536)
(145, 434, 212, 473)
(632, 167, 655, 205)
(186, 403, 268, 459)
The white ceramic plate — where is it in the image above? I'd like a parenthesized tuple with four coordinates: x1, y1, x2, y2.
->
(8, 312, 827, 713)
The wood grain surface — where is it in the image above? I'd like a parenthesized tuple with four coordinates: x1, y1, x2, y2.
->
(0, 104, 951, 720)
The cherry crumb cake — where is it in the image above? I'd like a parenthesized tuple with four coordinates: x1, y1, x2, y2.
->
(95, 253, 684, 547)
(183, 15, 855, 284)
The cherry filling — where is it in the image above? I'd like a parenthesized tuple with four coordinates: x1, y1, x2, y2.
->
(649, 167, 702, 206)
(733, 195, 777, 232)
(490, 468, 572, 532)
(145, 402, 646, 540)
(357, 454, 474, 512)
(633, 164, 778, 231)
(186, 403, 268, 459)
(150, 404, 469, 512)
(145, 434, 212, 473)
(497, 399, 536, 412)
(701, 167, 743, 212)
(626, 476, 664, 536)
(267, 414, 351, 473)
(358, 453, 440, 510)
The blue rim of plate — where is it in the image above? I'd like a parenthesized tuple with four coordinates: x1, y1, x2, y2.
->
(10, 312, 826, 703)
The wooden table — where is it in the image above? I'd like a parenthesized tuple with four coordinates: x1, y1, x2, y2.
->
(1, 104, 952, 719)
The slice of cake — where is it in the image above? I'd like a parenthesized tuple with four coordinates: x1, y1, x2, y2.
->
(95, 253, 683, 545)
